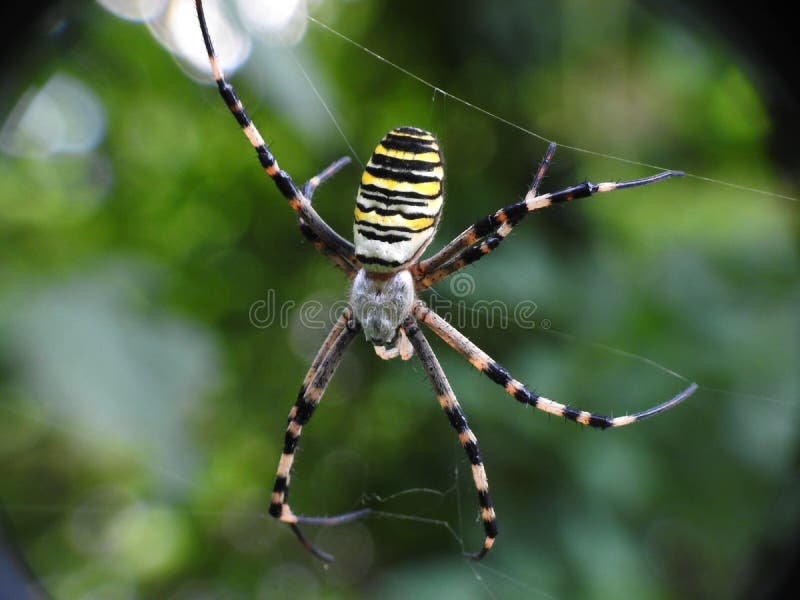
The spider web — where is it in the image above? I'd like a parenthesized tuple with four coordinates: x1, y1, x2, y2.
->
(306, 15, 796, 204)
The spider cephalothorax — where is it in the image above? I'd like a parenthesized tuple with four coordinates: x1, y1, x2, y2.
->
(195, 0, 697, 563)
(350, 267, 414, 349)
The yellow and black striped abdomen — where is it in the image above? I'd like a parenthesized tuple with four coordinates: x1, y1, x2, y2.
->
(354, 127, 444, 272)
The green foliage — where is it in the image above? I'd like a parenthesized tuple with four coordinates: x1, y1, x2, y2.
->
(0, 1, 796, 598)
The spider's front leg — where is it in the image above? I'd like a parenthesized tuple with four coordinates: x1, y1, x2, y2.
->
(414, 302, 697, 428)
(402, 317, 498, 560)
(268, 309, 362, 562)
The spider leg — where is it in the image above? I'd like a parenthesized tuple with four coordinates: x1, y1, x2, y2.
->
(268, 309, 361, 562)
(414, 152, 682, 290)
(297, 222, 357, 278)
(402, 317, 497, 560)
(415, 142, 557, 278)
(527, 141, 557, 199)
(297, 157, 357, 278)
(414, 302, 697, 428)
(194, 0, 359, 275)
(302, 156, 352, 201)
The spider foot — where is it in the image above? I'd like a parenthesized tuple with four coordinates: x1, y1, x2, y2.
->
(464, 537, 494, 561)
(286, 508, 373, 563)
(290, 523, 335, 563)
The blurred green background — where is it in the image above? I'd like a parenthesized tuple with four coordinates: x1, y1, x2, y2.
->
(1, 0, 797, 598)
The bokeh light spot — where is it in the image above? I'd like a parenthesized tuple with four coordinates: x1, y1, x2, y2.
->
(0, 73, 106, 158)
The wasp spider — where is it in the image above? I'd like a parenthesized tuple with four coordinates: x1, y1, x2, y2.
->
(195, 0, 698, 562)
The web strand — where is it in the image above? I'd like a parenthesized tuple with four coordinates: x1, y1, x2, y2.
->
(307, 15, 797, 203)
(287, 49, 364, 170)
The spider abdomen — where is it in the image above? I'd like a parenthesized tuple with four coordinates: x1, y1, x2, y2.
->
(354, 127, 444, 272)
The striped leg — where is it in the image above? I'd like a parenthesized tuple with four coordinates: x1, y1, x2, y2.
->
(299, 157, 358, 278)
(526, 142, 556, 199)
(414, 143, 556, 278)
(402, 317, 498, 560)
(195, 0, 358, 274)
(414, 166, 682, 291)
(269, 309, 361, 561)
(302, 156, 352, 202)
(414, 302, 697, 428)
(297, 221, 357, 278)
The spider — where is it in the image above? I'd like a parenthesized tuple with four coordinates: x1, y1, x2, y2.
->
(194, 0, 698, 562)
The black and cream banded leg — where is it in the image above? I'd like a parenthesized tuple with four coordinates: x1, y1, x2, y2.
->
(414, 147, 682, 290)
(302, 156, 352, 202)
(414, 142, 556, 281)
(299, 156, 359, 278)
(268, 309, 361, 561)
(414, 302, 697, 428)
(195, 0, 359, 275)
(402, 317, 498, 560)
